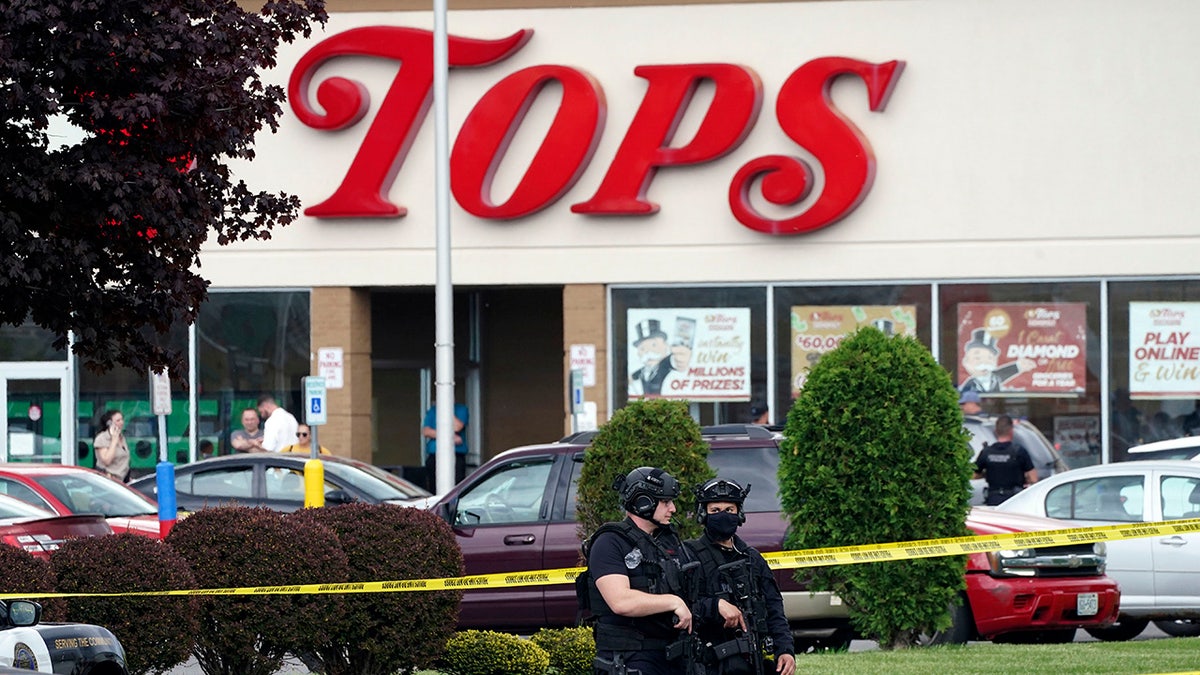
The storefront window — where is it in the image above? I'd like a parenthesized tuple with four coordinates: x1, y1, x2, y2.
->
(78, 320, 189, 474)
(197, 291, 310, 457)
(611, 287, 766, 424)
(1108, 280, 1200, 461)
(938, 282, 1102, 467)
(773, 284, 932, 420)
(0, 325, 67, 361)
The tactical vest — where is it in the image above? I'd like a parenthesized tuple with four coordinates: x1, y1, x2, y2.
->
(581, 519, 693, 650)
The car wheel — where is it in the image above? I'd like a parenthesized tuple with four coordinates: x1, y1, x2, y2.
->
(918, 597, 973, 646)
(1084, 617, 1150, 641)
(798, 627, 853, 653)
(1154, 619, 1200, 638)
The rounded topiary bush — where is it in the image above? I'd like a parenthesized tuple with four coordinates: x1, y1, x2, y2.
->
(576, 399, 714, 541)
(51, 533, 198, 675)
(779, 327, 974, 649)
(0, 545, 63, 620)
(165, 506, 350, 675)
(530, 626, 594, 675)
(288, 503, 463, 675)
(442, 630, 549, 675)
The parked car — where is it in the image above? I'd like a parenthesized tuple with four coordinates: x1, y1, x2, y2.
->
(0, 465, 161, 538)
(0, 494, 113, 559)
(0, 599, 128, 673)
(129, 453, 433, 513)
(963, 415, 1071, 505)
(432, 424, 1118, 649)
(996, 459, 1200, 640)
(1123, 436, 1200, 462)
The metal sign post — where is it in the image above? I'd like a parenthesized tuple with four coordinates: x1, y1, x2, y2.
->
(303, 376, 327, 459)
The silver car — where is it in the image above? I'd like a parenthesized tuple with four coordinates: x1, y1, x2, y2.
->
(995, 459, 1200, 640)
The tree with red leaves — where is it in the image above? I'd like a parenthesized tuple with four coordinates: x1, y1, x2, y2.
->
(0, 0, 326, 374)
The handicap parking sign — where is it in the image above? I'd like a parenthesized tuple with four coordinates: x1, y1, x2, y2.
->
(304, 376, 327, 425)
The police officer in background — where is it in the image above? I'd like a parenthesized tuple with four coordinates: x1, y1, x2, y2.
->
(585, 467, 699, 675)
(686, 478, 796, 675)
(974, 415, 1038, 505)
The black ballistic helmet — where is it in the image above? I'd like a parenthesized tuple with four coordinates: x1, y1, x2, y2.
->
(694, 478, 751, 524)
(614, 467, 681, 519)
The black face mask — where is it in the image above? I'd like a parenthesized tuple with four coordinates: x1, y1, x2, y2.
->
(703, 511, 741, 540)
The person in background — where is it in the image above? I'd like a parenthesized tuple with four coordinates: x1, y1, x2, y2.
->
(257, 394, 299, 453)
(687, 477, 796, 675)
(94, 409, 131, 483)
(281, 423, 331, 455)
(958, 390, 985, 416)
(199, 439, 217, 459)
(230, 407, 265, 453)
(422, 402, 469, 490)
(749, 401, 770, 425)
(974, 415, 1037, 505)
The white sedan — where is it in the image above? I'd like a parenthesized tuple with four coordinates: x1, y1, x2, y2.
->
(995, 459, 1200, 641)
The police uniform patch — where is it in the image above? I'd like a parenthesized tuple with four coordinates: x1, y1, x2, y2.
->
(13, 642, 38, 670)
(624, 547, 642, 569)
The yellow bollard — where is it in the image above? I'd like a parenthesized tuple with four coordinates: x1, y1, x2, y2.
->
(304, 458, 325, 508)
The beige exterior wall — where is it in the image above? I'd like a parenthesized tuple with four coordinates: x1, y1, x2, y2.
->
(563, 284, 608, 435)
(310, 288, 373, 462)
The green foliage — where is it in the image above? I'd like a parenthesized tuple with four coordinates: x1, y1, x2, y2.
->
(288, 504, 464, 675)
(778, 327, 974, 649)
(530, 627, 595, 675)
(0, 545, 64, 620)
(165, 506, 350, 675)
(441, 631, 549, 675)
(576, 399, 715, 541)
(51, 533, 198, 675)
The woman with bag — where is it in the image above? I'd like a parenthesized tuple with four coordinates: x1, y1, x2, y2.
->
(94, 409, 131, 483)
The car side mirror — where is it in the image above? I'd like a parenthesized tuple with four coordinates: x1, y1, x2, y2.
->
(7, 600, 41, 627)
(324, 489, 357, 506)
(437, 497, 459, 523)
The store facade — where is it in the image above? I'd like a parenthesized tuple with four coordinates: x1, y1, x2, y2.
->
(3, 0, 1200, 477)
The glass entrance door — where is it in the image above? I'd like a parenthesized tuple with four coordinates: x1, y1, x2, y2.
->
(0, 362, 76, 464)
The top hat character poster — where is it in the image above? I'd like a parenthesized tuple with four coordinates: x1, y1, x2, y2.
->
(957, 303, 1087, 396)
(627, 308, 751, 400)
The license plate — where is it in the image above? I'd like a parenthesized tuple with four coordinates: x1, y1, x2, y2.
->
(1077, 592, 1099, 616)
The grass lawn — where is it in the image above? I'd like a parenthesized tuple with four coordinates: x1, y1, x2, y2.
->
(413, 637, 1200, 675)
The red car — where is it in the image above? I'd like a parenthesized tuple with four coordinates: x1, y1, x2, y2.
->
(0, 493, 113, 559)
(0, 465, 162, 539)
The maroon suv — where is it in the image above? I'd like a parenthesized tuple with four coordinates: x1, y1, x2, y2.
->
(432, 425, 1117, 649)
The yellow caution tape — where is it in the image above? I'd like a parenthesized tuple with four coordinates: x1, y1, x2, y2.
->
(3, 517, 1197, 600)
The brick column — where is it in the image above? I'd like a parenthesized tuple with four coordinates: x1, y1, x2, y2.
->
(563, 284, 608, 435)
(310, 288, 372, 462)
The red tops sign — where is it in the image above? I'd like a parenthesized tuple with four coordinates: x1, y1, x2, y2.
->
(288, 27, 904, 235)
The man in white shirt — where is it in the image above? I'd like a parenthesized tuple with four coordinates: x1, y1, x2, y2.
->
(256, 395, 299, 452)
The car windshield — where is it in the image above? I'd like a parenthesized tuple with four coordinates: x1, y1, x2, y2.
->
(31, 472, 158, 517)
(708, 446, 781, 513)
(0, 494, 53, 519)
(323, 460, 431, 501)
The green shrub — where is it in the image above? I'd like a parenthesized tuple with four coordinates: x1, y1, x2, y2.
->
(51, 533, 198, 675)
(288, 504, 464, 675)
(442, 630, 549, 675)
(779, 327, 974, 649)
(0, 546, 64, 620)
(165, 506, 350, 675)
(530, 626, 594, 675)
(576, 399, 715, 541)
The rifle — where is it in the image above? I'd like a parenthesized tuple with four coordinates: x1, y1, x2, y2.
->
(715, 559, 769, 675)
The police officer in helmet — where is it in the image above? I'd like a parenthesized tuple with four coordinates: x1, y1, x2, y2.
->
(585, 467, 699, 675)
(686, 478, 796, 675)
